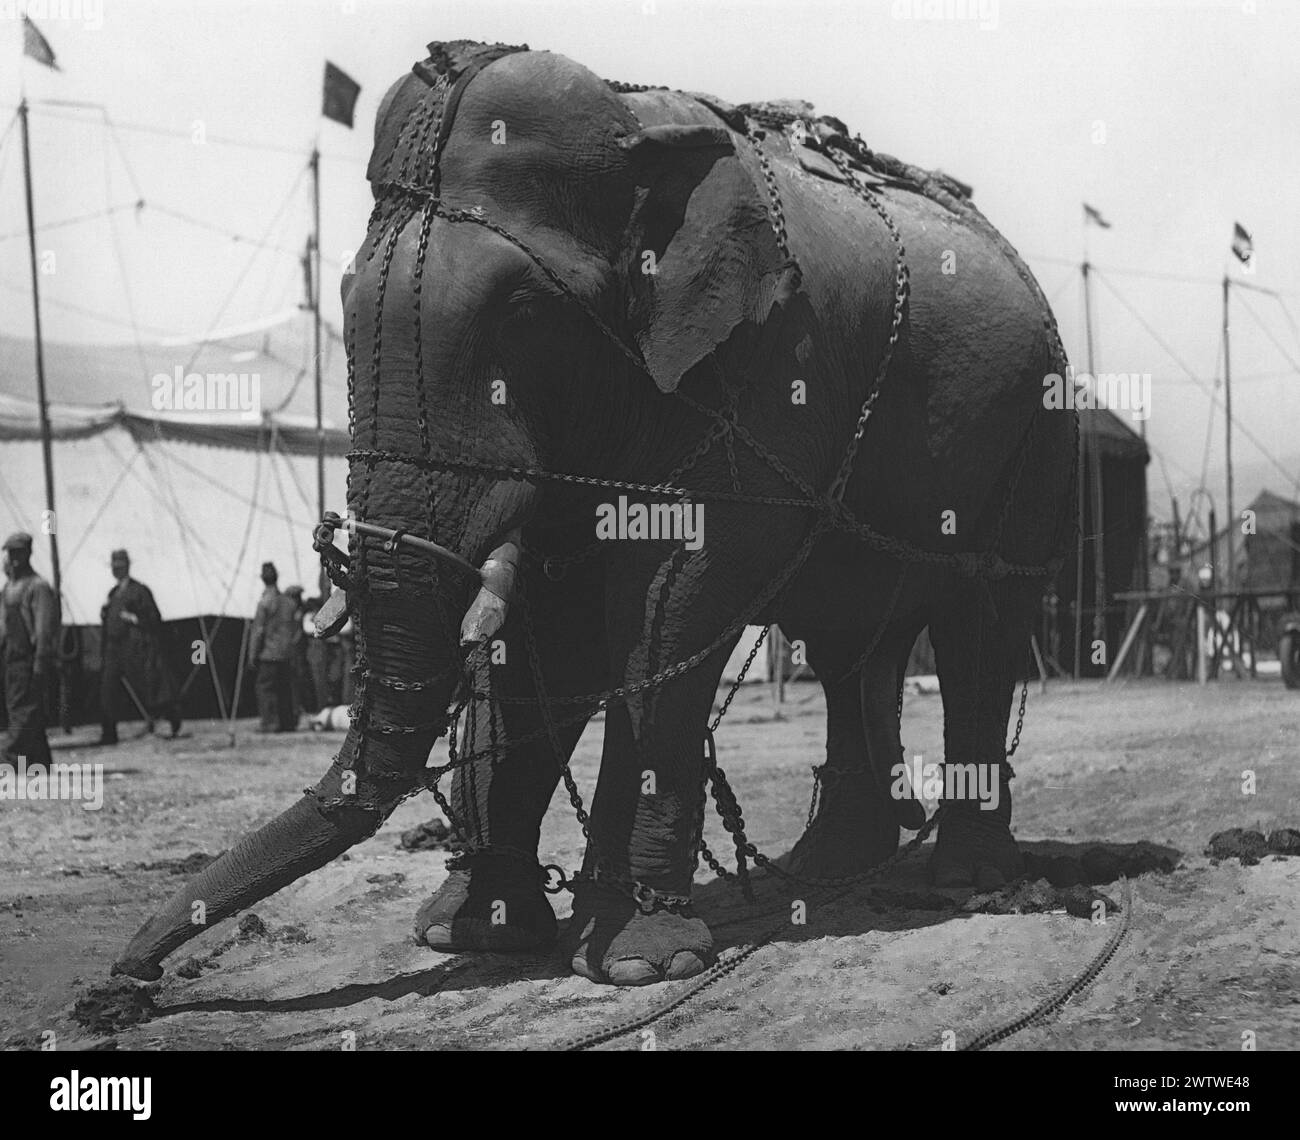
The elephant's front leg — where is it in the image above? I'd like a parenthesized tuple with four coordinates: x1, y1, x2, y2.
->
(416, 552, 608, 952)
(564, 541, 755, 986)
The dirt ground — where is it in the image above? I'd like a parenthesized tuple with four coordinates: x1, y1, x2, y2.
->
(2, 678, 1298, 1051)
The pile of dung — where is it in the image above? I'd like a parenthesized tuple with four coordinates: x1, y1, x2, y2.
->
(399, 819, 466, 853)
(964, 880, 1118, 919)
(1206, 828, 1300, 865)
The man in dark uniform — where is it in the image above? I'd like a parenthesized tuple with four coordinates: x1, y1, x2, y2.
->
(249, 562, 299, 732)
(99, 549, 182, 745)
(0, 532, 59, 765)
(283, 585, 318, 716)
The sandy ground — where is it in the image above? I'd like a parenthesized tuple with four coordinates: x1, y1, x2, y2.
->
(2, 678, 1297, 1051)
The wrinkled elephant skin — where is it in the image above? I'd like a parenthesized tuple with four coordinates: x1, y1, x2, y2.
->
(115, 42, 1073, 988)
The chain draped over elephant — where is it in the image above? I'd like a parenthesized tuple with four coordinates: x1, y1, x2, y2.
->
(114, 39, 1075, 987)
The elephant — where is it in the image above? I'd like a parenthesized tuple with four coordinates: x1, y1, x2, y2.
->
(114, 39, 1075, 988)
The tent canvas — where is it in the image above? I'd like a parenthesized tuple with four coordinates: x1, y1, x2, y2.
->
(0, 312, 349, 622)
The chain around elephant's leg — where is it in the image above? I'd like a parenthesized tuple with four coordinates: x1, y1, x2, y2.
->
(563, 685, 718, 986)
(561, 542, 755, 986)
(416, 553, 608, 952)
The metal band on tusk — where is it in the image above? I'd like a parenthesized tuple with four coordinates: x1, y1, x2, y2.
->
(318, 511, 481, 580)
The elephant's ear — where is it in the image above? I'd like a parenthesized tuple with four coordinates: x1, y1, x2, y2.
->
(624, 125, 799, 393)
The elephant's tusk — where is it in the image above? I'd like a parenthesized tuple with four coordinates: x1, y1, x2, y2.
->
(459, 529, 521, 646)
(312, 585, 351, 638)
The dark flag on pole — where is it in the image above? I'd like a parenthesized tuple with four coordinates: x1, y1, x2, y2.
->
(322, 62, 361, 127)
(1083, 203, 1112, 229)
(23, 16, 60, 70)
(1231, 221, 1253, 265)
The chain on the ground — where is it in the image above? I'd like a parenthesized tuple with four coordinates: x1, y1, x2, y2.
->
(958, 876, 1133, 1051)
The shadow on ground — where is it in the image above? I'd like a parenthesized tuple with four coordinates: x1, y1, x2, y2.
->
(78, 837, 1183, 1035)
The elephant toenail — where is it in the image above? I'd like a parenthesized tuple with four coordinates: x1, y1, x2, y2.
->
(570, 951, 602, 984)
(606, 957, 661, 986)
(665, 951, 707, 980)
(421, 922, 456, 949)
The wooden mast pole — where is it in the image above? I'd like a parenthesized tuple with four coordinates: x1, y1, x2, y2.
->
(1222, 274, 1235, 593)
(18, 97, 62, 602)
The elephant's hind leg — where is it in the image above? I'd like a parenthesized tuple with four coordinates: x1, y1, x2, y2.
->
(928, 580, 1035, 889)
(417, 553, 608, 953)
(788, 628, 920, 877)
(785, 631, 899, 873)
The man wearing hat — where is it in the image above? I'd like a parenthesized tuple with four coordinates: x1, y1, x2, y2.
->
(249, 561, 299, 732)
(99, 549, 182, 745)
(0, 532, 59, 765)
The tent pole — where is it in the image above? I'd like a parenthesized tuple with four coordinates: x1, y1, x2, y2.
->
(310, 145, 327, 596)
(18, 98, 61, 603)
(1222, 275, 1235, 593)
(1082, 259, 1107, 665)
(1073, 262, 1087, 679)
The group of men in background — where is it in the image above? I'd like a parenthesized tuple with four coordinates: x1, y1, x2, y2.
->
(1, 536, 346, 761)
(249, 560, 353, 731)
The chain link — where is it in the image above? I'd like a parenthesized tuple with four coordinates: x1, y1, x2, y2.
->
(823, 146, 910, 505)
(745, 126, 800, 279)
(1006, 679, 1028, 759)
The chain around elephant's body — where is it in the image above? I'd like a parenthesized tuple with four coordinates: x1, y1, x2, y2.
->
(345, 71, 1070, 932)
(328, 65, 1082, 1049)
(354, 147, 1044, 869)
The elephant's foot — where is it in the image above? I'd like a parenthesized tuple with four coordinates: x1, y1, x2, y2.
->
(787, 766, 905, 879)
(928, 791, 1023, 889)
(562, 883, 714, 986)
(415, 858, 556, 952)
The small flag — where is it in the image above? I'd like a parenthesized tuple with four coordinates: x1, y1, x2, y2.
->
(23, 16, 60, 70)
(1083, 203, 1111, 229)
(322, 62, 361, 128)
(1231, 221, 1253, 265)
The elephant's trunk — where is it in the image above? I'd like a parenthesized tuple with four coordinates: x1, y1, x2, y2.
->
(113, 773, 376, 980)
(114, 574, 457, 980)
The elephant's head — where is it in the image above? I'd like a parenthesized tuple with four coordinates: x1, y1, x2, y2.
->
(114, 43, 796, 980)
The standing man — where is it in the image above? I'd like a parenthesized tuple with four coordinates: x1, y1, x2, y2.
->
(99, 549, 183, 745)
(283, 586, 318, 716)
(0, 533, 59, 765)
(249, 562, 299, 732)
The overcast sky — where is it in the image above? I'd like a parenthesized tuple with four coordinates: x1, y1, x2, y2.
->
(1, 0, 1297, 527)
